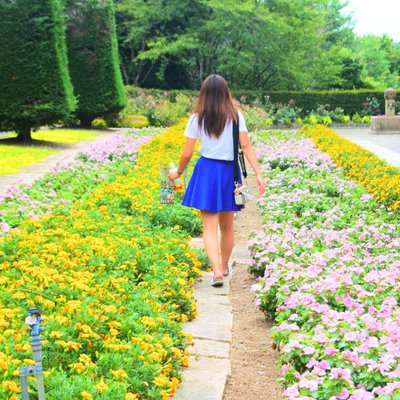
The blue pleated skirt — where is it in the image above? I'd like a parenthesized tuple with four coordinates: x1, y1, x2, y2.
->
(182, 156, 244, 213)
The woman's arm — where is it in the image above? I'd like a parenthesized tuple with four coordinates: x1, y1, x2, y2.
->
(168, 137, 197, 181)
(239, 131, 266, 195)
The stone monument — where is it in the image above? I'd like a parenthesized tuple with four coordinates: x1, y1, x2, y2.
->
(371, 88, 400, 134)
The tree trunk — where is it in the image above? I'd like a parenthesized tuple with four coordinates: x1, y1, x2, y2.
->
(16, 123, 32, 142)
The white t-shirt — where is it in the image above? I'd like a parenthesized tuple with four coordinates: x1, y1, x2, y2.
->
(184, 111, 248, 161)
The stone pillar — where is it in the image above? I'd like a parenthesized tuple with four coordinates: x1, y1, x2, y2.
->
(384, 88, 396, 116)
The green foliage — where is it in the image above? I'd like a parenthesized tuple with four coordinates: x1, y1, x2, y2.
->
(336, 56, 364, 89)
(120, 89, 194, 127)
(115, 0, 353, 90)
(127, 87, 384, 120)
(119, 114, 149, 128)
(355, 34, 400, 90)
(241, 104, 273, 131)
(360, 96, 381, 116)
(0, 0, 76, 140)
(351, 113, 362, 123)
(64, 0, 127, 126)
(91, 117, 108, 129)
(236, 89, 385, 116)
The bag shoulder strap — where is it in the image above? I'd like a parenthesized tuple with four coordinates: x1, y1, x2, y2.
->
(232, 113, 247, 184)
(233, 114, 240, 184)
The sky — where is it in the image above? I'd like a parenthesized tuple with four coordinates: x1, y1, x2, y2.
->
(344, 0, 400, 42)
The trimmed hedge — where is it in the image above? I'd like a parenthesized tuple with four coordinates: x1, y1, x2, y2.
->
(125, 86, 386, 116)
(0, 0, 76, 140)
(238, 89, 385, 116)
(64, 0, 126, 126)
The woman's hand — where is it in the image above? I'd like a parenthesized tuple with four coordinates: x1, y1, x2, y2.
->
(256, 174, 266, 195)
(169, 171, 181, 181)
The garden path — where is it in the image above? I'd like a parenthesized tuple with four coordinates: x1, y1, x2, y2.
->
(175, 172, 284, 400)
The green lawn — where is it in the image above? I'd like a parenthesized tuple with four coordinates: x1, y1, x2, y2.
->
(32, 128, 98, 143)
(0, 129, 99, 175)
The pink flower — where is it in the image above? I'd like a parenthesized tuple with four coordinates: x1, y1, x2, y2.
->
(325, 347, 337, 356)
(330, 368, 352, 382)
(303, 346, 315, 355)
(283, 384, 299, 399)
(298, 377, 322, 391)
(349, 389, 374, 399)
(337, 388, 349, 399)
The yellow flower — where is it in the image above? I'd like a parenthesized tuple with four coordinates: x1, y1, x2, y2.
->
(171, 347, 182, 358)
(55, 315, 69, 325)
(148, 352, 160, 362)
(110, 369, 128, 378)
(103, 305, 117, 313)
(56, 340, 82, 351)
(69, 362, 86, 373)
(108, 320, 122, 329)
(141, 316, 156, 327)
(1, 380, 21, 393)
(78, 354, 95, 367)
(95, 379, 108, 393)
(153, 373, 169, 387)
(181, 314, 188, 323)
(125, 393, 139, 400)
(161, 334, 173, 346)
(81, 391, 93, 400)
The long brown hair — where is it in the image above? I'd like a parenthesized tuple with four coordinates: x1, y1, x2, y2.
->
(194, 74, 237, 138)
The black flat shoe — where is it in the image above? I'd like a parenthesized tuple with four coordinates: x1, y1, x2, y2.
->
(210, 276, 224, 287)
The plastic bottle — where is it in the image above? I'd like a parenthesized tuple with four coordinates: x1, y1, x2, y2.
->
(170, 162, 182, 189)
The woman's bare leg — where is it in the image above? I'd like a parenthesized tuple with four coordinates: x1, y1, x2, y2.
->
(219, 211, 235, 275)
(201, 210, 223, 279)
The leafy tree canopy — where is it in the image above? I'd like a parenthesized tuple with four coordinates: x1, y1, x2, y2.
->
(115, 0, 359, 90)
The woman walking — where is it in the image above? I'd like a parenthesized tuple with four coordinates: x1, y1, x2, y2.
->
(169, 74, 265, 287)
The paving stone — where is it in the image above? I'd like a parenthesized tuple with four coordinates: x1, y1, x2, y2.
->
(174, 356, 231, 400)
(184, 312, 232, 343)
(353, 140, 400, 167)
(190, 338, 230, 358)
(184, 289, 232, 342)
(195, 271, 231, 296)
(232, 245, 250, 263)
(188, 237, 204, 248)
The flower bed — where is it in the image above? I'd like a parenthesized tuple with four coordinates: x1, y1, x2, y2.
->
(0, 123, 202, 399)
(0, 128, 161, 234)
(250, 130, 400, 399)
(301, 125, 400, 210)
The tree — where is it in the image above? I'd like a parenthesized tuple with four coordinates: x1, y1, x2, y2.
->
(0, 0, 76, 141)
(115, 0, 205, 88)
(336, 57, 365, 89)
(115, 0, 355, 90)
(354, 35, 400, 90)
(64, 0, 126, 126)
